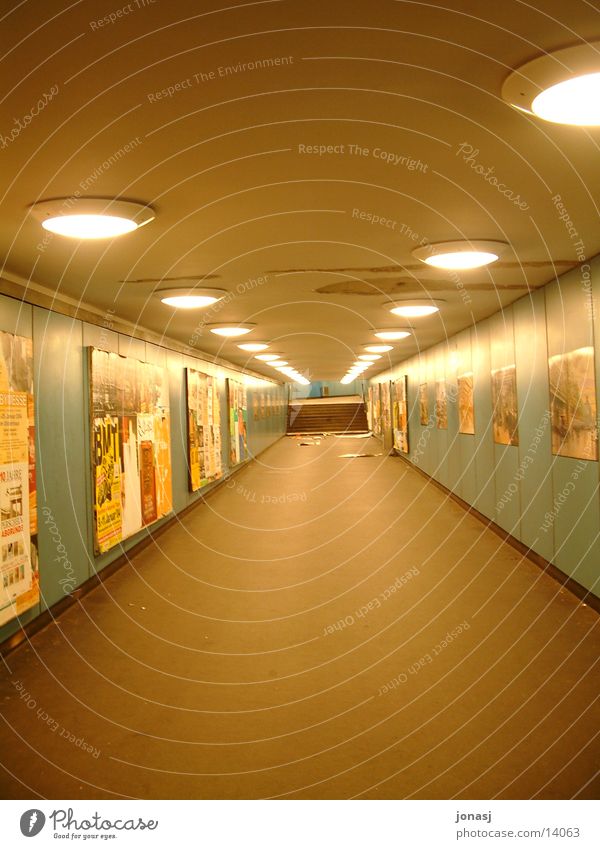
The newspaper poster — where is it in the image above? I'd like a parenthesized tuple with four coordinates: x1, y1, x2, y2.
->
(186, 368, 222, 492)
(491, 365, 519, 446)
(419, 383, 429, 425)
(436, 380, 448, 429)
(93, 415, 122, 553)
(392, 376, 409, 453)
(227, 378, 248, 466)
(89, 348, 172, 554)
(549, 347, 598, 460)
(458, 372, 475, 435)
(0, 331, 38, 626)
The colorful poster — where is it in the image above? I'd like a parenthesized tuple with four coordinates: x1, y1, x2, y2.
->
(491, 365, 519, 446)
(139, 441, 157, 525)
(186, 368, 223, 491)
(89, 348, 172, 554)
(458, 372, 475, 435)
(392, 376, 409, 453)
(419, 383, 429, 425)
(370, 384, 383, 437)
(380, 382, 392, 441)
(0, 331, 38, 627)
(549, 347, 598, 460)
(436, 380, 447, 430)
(228, 378, 248, 465)
(93, 415, 122, 552)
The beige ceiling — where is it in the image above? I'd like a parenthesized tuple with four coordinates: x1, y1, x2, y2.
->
(1, 0, 599, 380)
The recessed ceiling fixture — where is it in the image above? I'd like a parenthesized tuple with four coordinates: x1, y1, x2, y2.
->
(238, 342, 269, 352)
(157, 287, 228, 309)
(373, 329, 411, 340)
(208, 323, 254, 337)
(255, 353, 280, 361)
(365, 345, 393, 353)
(388, 299, 443, 318)
(29, 198, 154, 239)
(358, 354, 381, 361)
(502, 40, 600, 125)
(270, 361, 289, 367)
(413, 241, 506, 270)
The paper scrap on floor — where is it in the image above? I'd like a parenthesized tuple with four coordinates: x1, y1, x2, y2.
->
(339, 452, 382, 458)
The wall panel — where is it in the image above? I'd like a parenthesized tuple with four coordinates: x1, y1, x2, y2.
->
(369, 255, 600, 598)
(513, 290, 554, 562)
(33, 309, 90, 610)
(0, 292, 286, 643)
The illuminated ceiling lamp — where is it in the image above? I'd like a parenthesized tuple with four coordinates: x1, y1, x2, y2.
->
(364, 345, 393, 353)
(373, 328, 411, 340)
(502, 40, 600, 125)
(208, 323, 255, 337)
(358, 354, 381, 361)
(412, 241, 507, 270)
(387, 299, 444, 318)
(238, 342, 270, 351)
(29, 197, 154, 239)
(157, 287, 228, 309)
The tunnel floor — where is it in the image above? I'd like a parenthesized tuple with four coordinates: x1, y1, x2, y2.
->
(1, 435, 598, 800)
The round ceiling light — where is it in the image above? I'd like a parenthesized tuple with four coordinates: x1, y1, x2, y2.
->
(373, 329, 411, 340)
(157, 287, 228, 309)
(502, 41, 600, 125)
(358, 354, 381, 361)
(208, 323, 254, 337)
(29, 198, 155, 239)
(388, 299, 443, 318)
(238, 342, 269, 352)
(255, 353, 280, 361)
(270, 361, 289, 367)
(365, 345, 393, 353)
(412, 241, 506, 270)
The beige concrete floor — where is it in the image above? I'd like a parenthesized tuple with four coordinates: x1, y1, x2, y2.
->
(1, 436, 598, 800)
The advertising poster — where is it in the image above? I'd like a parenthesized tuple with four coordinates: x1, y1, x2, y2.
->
(380, 381, 392, 441)
(392, 376, 409, 453)
(419, 383, 429, 425)
(227, 378, 248, 465)
(89, 348, 172, 554)
(371, 384, 383, 438)
(491, 365, 519, 446)
(549, 347, 598, 460)
(436, 380, 448, 429)
(458, 372, 475, 435)
(0, 331, 38, 627)
(93, 415, 122, 552)
(186, 368, 223, 492)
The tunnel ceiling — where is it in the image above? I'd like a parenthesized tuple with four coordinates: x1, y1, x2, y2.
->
(1, 0, 599, 380)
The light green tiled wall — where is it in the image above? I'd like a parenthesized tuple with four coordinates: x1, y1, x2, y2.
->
(371, 257, 600, 598)
(0, 293, 286, 642)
